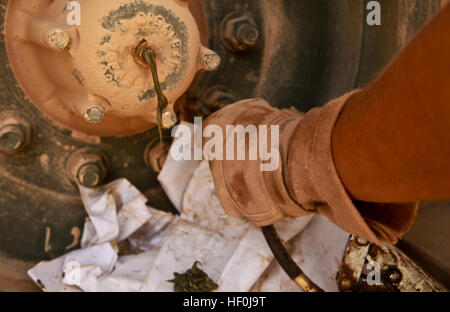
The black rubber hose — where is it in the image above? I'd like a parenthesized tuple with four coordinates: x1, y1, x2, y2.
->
(261, 225, 324, 292)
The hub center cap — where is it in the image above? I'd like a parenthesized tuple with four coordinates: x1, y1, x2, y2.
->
(5, 0, 219, 136)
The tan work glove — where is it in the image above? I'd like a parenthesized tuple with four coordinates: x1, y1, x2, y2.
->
(203, 93, 417, 246)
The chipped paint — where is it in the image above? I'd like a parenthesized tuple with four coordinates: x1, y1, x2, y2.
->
(65, 227, 81, 250)
(71, 68, 85, 86)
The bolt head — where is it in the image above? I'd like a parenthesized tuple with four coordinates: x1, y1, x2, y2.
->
(0, 126, 25, 152)
(83, 106, 104, 124)
(77, 164, 102, 188)
(67, 148, 109, 188)
(161, 111, 178, 129)
(48, 29, 70, 51)
(0, 113, 32, 153)
(202, 52, 221, 71)
(222, 14, 259, 52)
(237, 24, 259, 46)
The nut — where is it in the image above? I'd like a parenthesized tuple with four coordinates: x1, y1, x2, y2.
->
(0, 112, 33, 153)
(161, 111, 178, 130)
(237, 23, 259, 46)
(201, 51, 221, 71)
(83, 105, 104, 124)
(67, 149, 109, 188)
(221, 13, 260, 52)
(0, 126, 25, 152)
(47, 29, 71, 51)
(77, 164, 103, 188)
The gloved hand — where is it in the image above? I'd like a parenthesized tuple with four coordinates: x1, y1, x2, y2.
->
(203, 93, 417, 246)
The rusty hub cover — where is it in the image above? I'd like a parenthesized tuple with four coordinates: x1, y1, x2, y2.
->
(5, 0, 218, 137)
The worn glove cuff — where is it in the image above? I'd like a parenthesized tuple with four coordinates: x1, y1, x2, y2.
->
(287, 91, 418, 245)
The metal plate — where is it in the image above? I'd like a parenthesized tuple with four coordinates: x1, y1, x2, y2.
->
(337, 235, 447, 292)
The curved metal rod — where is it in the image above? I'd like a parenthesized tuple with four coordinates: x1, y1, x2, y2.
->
(142, 48, 168, 143)
(261, 225, 324, 292)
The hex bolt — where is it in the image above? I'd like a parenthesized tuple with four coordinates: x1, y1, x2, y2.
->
(67, 149, 109, 188)
(200, 48, 221, 72)
(221, 13, 260, 52)
(0, 126, 25, 152)
(83, 105, 104, 124)
(161, 111, 178, 130)
(77, 163, 103, 188)
(0, 113, 33, 153)
(47, 29, 71, 51)
(237, 24, 259, 47)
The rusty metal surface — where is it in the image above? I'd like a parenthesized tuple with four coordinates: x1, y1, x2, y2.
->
(337, 235, 447, 292)
(0, 0, 446, 291)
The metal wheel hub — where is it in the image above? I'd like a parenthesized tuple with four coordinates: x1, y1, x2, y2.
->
(5, 0, 217, 136)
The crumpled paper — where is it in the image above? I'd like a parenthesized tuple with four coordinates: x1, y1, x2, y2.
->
(158, 122, 202, 212)
(79, 180, 153, 247)
(28, 122, 350, 292)
(28, 179, 177, 292)
(141, 160, 315, 292)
